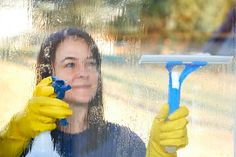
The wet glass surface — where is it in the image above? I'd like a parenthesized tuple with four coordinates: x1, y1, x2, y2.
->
(0, 0, 235, 157)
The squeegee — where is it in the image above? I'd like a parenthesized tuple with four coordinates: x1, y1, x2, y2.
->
(139, 54, 233, 153)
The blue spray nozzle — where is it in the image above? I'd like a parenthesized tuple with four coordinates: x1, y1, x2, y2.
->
(52, 76, 71, 99)
(51, 76, 71, 126)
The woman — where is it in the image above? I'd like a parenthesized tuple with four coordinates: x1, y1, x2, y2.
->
(0, 28, 189, 157)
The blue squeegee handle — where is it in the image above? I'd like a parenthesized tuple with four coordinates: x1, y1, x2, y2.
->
(165, 61, 207, 153)
(166, 61, 207, 115)
(52, 76, 71, 126)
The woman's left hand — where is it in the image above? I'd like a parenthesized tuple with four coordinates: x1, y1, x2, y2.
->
(146, 103, 189, 157)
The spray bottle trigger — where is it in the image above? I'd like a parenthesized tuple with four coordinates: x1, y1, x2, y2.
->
(52, 76, 71, 126)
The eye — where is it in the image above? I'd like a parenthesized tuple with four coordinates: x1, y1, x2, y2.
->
(85, 60, 97, 71)
(86, 60, 97, 66)
(88, 60, 96, 66)
(65, 62, 75, 68)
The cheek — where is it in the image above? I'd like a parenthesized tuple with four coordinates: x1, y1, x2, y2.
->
(88, 73, 99, 97)
(92, 73, 99, 88)
(53, 69, 74, 84)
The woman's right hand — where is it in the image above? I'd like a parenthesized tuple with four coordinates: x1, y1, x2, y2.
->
(13, 76, 73, 139)
(0, 76, 73, 157)
(2, 77, 72, 139)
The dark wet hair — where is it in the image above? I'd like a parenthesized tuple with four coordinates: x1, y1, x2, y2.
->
(35, 28, 106, 155)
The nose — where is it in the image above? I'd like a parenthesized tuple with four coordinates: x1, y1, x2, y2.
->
(74, 64, 89, 79)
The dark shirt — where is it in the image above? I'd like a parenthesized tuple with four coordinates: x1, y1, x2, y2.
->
(22, 123, 146, 157)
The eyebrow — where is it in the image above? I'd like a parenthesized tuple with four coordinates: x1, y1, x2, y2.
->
(60, 56, 95, 63)
(60, 57, 77, 63)
(86, 56, 94, 60)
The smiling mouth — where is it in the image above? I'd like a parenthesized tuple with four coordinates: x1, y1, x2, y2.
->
(72, 85, 91, 89)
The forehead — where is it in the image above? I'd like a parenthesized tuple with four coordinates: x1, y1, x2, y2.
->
(55, 37, 93, 61)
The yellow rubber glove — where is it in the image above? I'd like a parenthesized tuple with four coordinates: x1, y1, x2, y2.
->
(0, 76, 72, 157)
(146, 104, 189, 157)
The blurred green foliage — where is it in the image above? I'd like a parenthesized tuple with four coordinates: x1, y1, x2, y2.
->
(31, 0, 234, 41)
(0, 0, 234, 60)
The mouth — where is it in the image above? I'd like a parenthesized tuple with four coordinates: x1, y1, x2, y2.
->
(72, 85, 92, 89)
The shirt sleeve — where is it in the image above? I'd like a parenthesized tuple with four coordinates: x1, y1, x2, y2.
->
(129, 131, 146, 157)
(114, 125, 146, 157)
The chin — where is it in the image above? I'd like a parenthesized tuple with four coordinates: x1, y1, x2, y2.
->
(64, 96, 93, 105)
(64, 90, 97, 104)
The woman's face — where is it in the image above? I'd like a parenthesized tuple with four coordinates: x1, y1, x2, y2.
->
(53, 37, 99, 105)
